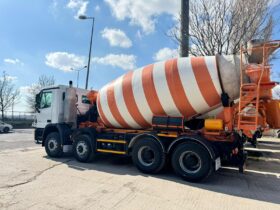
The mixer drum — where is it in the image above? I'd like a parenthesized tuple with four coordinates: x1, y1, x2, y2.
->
(97, 56, 239, 129)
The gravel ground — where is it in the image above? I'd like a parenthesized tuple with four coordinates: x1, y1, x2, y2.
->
(0, 129, 279, 210)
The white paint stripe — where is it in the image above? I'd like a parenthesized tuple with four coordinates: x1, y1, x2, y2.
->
(132, 67, 154, 124)
(177, 58, 210, 114)
(96, 94, 106, 125)
(114, 76, 141, 128)
(153, 61, 181, 116)
(204, 56, 223, 95)
(99, 85, 121, 128)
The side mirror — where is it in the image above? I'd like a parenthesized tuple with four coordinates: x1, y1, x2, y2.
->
(35, 106, 40, 113)
(35, 93, 41, 113)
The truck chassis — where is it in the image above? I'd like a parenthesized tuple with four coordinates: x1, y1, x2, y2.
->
(37, 121, 244, 182)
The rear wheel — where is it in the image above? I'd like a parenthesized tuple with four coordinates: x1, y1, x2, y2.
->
(45, 132, 63, 157)
(132, 138, 165, 174)
(171, 142, 213, 182)
(73, 134, 95, 163)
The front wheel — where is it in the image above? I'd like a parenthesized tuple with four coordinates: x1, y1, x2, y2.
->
(73, 134, 95, 163)
(171, 142, 213, 182)
(45, 132, 63, 157)
(3, 127, 9, 133)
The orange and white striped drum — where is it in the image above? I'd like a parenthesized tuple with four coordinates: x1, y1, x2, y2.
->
(97, 56, 224, 129)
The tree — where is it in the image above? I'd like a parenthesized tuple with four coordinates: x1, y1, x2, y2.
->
(26, 75, 55, 112)
(0, 72, 20, 120)
(170, 0, 278, 56)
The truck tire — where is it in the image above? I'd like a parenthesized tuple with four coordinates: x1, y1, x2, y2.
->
(132, 138, 165, 174)
(171, 142, 213, 182)
(45, 132, 63, 158)
(73, 134, 95, 163)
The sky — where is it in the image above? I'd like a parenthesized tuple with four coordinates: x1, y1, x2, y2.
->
(0, 0, 279, 112)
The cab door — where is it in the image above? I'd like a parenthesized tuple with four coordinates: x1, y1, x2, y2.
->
(36, 90, 53, 128)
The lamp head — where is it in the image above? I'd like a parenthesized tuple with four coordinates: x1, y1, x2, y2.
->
(79, 15, 87, 19)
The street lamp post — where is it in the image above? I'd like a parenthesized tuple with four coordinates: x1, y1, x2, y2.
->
(79, 15, 95, 90)
(71, 66, 87, 88)
(180, 0, 189, 57)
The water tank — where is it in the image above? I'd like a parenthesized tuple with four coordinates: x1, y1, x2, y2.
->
(64, 86, 77, 128)
(97, 56, 242, 129)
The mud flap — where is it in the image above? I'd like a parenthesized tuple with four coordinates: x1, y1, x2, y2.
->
(215, 157, 221, 171)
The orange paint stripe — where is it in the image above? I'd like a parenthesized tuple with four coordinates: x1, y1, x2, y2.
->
(191, 57, 220, 107)
(122, 71, 150, 127)
(106, 83, 131, 128)
(165, 59, 197, 118)
(97, 93, 113, 128)
(142, 64, 166, 115)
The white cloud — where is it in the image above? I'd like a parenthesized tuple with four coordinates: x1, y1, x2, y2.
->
(93, 54, 136, 70)
(153, 48, 178, 61)
(6, 76, 18, 81)
(104, 0, 180, 34)
(67, 0, 89, 19)
(19, 86, 31, 94)
(4, 58, 23, 65)
(136, 30, 143, 40)
(101, 28, 132, 48)
(45, 52, 86, 72)
(49, 0, 59, 18)
(0, 75, 17, 82)
(95, 5, 100, 12)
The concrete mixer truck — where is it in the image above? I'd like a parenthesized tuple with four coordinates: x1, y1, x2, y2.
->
(34, 40, 280, 182)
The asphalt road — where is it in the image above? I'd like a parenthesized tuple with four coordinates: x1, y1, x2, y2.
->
(0, 129, 39, 151)
(0, 129, 280, 209)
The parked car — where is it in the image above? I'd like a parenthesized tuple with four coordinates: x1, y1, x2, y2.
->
(262, 129, 280, 138)
(277, 130, 280, 138)
(0, 121, 13, 133)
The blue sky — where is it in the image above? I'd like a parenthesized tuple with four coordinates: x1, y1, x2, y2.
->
(0, 0, 279, 112)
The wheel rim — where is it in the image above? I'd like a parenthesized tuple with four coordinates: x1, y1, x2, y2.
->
(138, 146, 155, 167)
(179, 151, 202, 174)
(76, 141, 88, 157)
(48, 139, 58, 152)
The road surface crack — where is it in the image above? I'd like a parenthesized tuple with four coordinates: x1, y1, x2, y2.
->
(0, 160, 72, 189)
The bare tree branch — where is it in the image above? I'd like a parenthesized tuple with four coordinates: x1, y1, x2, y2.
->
(26, 75, 55, 112)
(169, 0, 277, 56)
(0, 71, 20, 120)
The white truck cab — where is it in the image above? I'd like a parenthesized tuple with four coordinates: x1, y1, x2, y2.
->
(34, 84, 90, 142)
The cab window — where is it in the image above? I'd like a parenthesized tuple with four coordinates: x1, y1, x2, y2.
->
(82, 95, 90, 104)
(40, 91, 53, 109)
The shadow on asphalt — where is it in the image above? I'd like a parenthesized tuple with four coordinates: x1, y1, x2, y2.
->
(0, 132, 13, 135)
(44, 153, 280, 205)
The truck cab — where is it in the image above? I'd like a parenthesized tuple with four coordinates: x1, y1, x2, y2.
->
(34, 84, 90, 142)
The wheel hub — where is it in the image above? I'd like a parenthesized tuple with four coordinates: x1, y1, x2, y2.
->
(138, 146, 155, 167)
(76, 141, 88, 157)
(48, 139, 58, 152)
(179, 151, 202, 174)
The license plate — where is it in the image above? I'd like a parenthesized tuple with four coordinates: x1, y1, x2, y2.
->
(215, 157, 221, 171)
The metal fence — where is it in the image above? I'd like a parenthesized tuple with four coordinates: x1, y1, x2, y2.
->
(2, 111, 35, 121)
